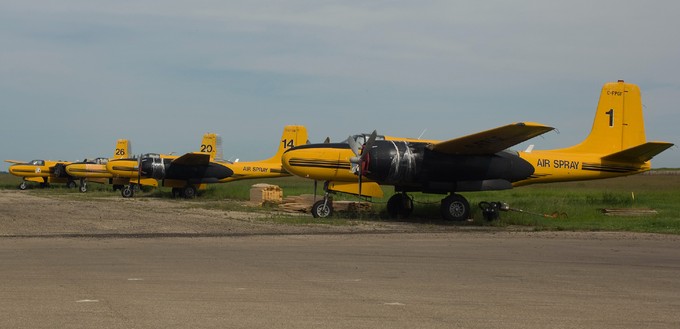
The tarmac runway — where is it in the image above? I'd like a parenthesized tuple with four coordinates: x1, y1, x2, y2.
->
(1, 232, 679, 329)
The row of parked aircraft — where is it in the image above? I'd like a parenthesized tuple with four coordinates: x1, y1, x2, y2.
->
(6, 126, 308, 198)
(5, 81, 674, 220)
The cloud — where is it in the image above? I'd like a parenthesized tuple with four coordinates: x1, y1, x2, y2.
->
(1, 0, 678, 170)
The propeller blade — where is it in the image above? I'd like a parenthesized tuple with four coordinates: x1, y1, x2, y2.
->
(347, 135, 361, 157)
(359, 130, 377, 172)
(357, 130, 378, 199)
(364, 130, 378, 152)
(358, 172, 362, 199)
(137, 154, 142, 183)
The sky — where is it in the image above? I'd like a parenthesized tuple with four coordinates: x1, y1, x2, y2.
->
(1, 0, 678, 171)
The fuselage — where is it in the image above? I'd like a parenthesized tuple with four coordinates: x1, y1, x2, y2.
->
(66, 158, 113, 179)
(281, 141, 651, 194)
(218, 161, 290, 183)
(131, 155, 291, 185)
(515, 150, 650, 186)
(8, 160, 71, 178)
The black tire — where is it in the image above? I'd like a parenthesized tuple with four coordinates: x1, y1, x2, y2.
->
(311, 199, 333, 218)
(386, 193, 414, 219)
(121, 186, 134, 198)
(67, 180, 77, 189)
(171, 188, 181, 198)
(441, 194, 470, 221)
(183, 186, 197, 199)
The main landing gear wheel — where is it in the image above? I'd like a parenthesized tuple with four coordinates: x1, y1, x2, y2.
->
(182, 186, 197, 199)
(121, 185, 134, 198)
(67, 180, 77, 189)
(441, 194, 470, 221)
(386, 193, 414, 219)
(311, 199, 333, 218)
(19, 181, 27, 190)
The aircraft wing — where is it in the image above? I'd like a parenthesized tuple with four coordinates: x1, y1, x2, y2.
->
(171, 152, 212, 166)
(5, 160, 25, 164)
(429, 122, 554, 155)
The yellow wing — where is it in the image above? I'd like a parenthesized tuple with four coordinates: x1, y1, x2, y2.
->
(429, 122, 554, 155)
(5, 160, 26, 164)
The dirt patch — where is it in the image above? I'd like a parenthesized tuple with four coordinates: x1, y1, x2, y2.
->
(1, 190, 678, 241)
(0, 190, 442, 237)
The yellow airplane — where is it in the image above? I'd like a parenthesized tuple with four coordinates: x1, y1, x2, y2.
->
(63, 139, 133, 192)
(105, 133, 222, 198)
(135, 125, 308, 198)
(5, 158, 74, 190)
(282, 80, 673, 220)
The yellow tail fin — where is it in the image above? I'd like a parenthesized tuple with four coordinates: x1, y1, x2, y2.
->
(114, 139, 130, 159)
(560, 80, 647, 155)
(200, 133, 222, 161)
(263, 125, 309, 163)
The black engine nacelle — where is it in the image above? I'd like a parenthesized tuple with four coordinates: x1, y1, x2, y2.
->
(363, 140, 425, 185)
(140, 155, 169, 180)
(363, 140, 535, 191)
(140, 154, 234, 183)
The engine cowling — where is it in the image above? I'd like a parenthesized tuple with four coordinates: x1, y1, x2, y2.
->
(362, 140, 424, 185)
(140, 155, 169, 180)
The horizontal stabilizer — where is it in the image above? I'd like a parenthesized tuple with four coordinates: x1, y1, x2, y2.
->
(171, 152, 211, 166)
(601, 142, 674, 163)
(430, 122, 554, 155)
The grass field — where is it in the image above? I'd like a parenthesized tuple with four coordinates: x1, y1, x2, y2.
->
(2, 171, 679, 234)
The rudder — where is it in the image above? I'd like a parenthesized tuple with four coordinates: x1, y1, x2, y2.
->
(264, 125, 308, 163)
(114, 139, 131, 159)
(560, 80, 647, 155)
(200, 133, 223, 161)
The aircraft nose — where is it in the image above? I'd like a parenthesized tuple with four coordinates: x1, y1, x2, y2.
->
(281, 149, 301, 176)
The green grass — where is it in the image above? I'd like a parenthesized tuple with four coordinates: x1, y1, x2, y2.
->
(2, 172, 680, 234)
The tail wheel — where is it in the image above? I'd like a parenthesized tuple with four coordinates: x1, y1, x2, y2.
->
(386, 193, 414, 219)
(19, 182, 27, 190)
(441, 194, 470, 221)
(311, 199, 333, 218)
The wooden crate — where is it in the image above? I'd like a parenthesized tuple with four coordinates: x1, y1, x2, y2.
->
(249, 184, 283, 205)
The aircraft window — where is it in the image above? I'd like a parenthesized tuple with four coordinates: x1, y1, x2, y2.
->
(30, 160, 44, 166)
(143, 153, 160, 158)
(95, 158, 108, 164)
(350, 134, 385, 145)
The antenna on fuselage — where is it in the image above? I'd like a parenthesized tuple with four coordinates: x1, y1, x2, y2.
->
(417, 129, 428, 140)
